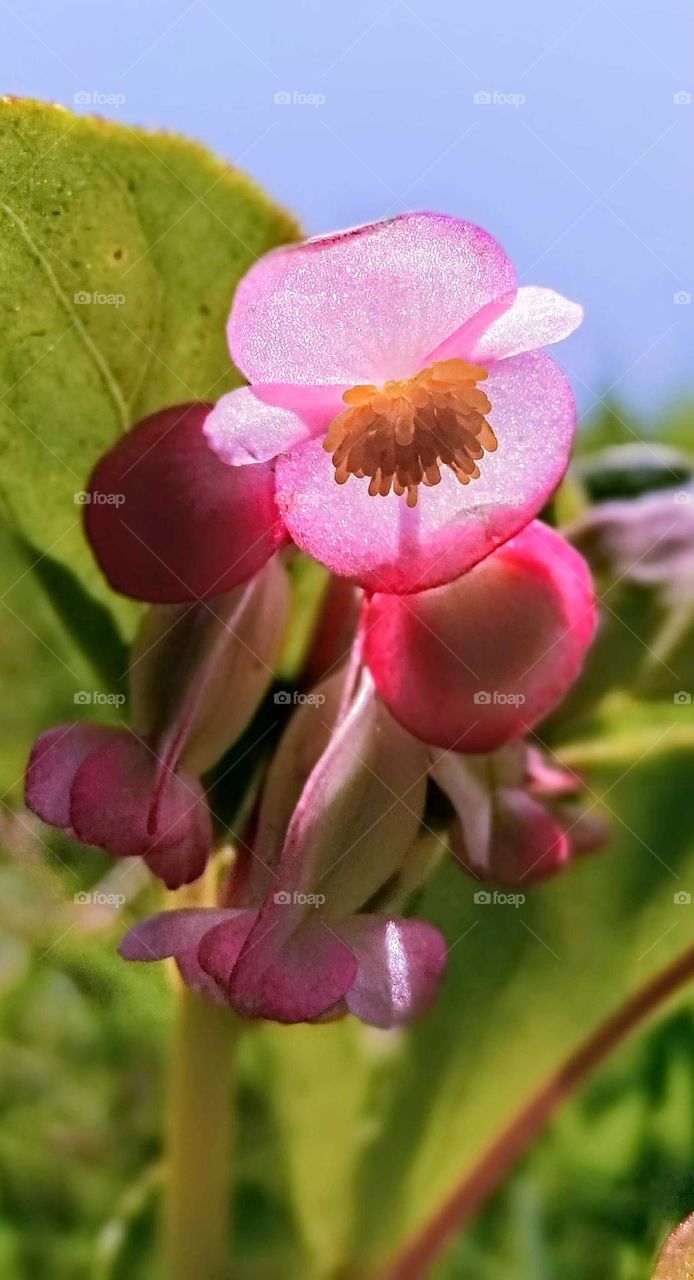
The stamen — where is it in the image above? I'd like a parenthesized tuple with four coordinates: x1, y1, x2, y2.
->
(323, 358, 497, 505)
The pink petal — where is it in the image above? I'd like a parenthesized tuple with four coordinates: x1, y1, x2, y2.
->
(454, 788, 570, 885)
(143, 784, 213, 889)
(119, 908, 238, 961)
(121, 906, 256, 1000)
(230, 675, 427, 982)
(69, 734, 212, 882)
(229, 213, 516, 386)
(130, 560, 290, 782)
(197, 912, 261, 985)
(435, 286, 583, 365)
(241, 670, 346, 902)
(275, 352, 577, 594)
(364, 520, 597, 752)
(525, 745, 580, 797)
(228, 918, 357, 1023)
(25, 723, 118, 829)
(337, 916, 447, 1028)
(85, 403, 286, 603)
(428, 750, 493, 873)
(204, 384, 345, 467)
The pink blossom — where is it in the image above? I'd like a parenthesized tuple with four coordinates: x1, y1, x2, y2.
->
(205, 213, 583, 594)
(26, 723, 212, 888)
(121, 673, 447, 1027)
(432, 742, 609, 886)
(362, 520, 597, 752)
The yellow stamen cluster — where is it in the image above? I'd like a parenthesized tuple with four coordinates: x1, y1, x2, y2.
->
(323, 358, 497, 508)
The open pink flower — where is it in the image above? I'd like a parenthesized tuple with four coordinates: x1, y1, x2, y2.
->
(362, 520, 597, 753)
(205, 212, 582, 594)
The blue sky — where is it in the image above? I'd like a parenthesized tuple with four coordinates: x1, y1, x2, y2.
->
(1, 0, 692, 417)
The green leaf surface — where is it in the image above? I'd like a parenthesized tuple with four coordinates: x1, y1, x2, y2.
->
(0, 97, 297, 626)
(254, 1020, 379, 1278)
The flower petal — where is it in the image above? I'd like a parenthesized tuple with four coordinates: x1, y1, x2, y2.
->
(25, 723, 118, 829)
(428, 749, 493, 873)
(119, 908, 237, 961)
(240, 671, 346, 902)
(143, 787, 213, 889)
(220, 917, 357, 1023)
(453, 787, 570, 885)
(337, 916, 447, 1028)
(276, 351, 577, 594)
(120, 906, 256, 1000)
(69, 733, 212, 883)
(196, 912, 261, 984)
(85, 403, 286, 603)
(364, 520, 596, 752)
(453, 286, 583, 364)
(229, 673, 428, 989)
(229, 213, 516, 385)
(204, 384, 345, 466)
(130, 559, 290, 781)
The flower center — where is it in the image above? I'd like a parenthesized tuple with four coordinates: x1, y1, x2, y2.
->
(322, 358, 497, 508)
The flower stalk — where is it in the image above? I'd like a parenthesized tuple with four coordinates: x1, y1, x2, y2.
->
(163, 867, 241, 1280)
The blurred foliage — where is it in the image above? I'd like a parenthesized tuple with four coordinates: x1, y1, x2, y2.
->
(0, 197, 694, 1279)
(437, 1009, 694, 1280)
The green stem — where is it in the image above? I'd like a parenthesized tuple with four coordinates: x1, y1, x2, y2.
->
(162, 864, 242, 1280)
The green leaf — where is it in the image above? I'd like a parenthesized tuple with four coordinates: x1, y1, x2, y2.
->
(0, 97, 297, 626)
(13, 533, 129, 695)
(254, 1019, 378, 1278)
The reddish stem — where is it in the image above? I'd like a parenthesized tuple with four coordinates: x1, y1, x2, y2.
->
(384, 943, 694, 1280)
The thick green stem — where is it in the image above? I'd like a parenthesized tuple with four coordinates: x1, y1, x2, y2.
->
(164, 985, 239, 1280)
(162, 863, 241, 1280)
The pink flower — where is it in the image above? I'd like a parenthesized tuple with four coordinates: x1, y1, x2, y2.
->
(433, 742, 609, 886)
(25, 563, 290, 887)
(205, 213, 583, 594)
(26, 723, 212, 888)
(121, 672, 447, 1027)
(362, 520, 597, 753)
